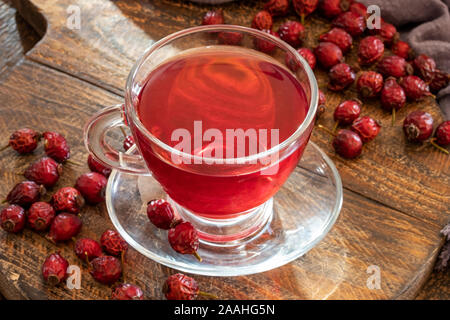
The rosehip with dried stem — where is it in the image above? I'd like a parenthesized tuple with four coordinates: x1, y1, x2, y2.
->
(163, 273, 216, 300)
(42, 252, 69, 286)
(377, 55, 413, 78)
(314, 42, 343, 69)
(111, 283, 144, 300)
(88, 154, 111, 178)
(28, 201, 55, 232)
(168, 221, 201, 261)
(334, 100, 362, 127)
(431, 121, 450, 154)
(357, 71, 383, 98)
(264, 0, 290, 17)
(90, 255, 122, 285)
(320, 0, 351, 19)
(333, 129, 363, 159)
(372, 21, 398, 45)
(75, 172, 107, 204)
(392, 41, 413, 60)
(351, 116, 381, 143)
(1, 128, 40, 154)
(333, 11, 366, 36)
(251, 10, 273, 30)
(74, 238, 103, 262)
(413, 54, 436, 83)
(43, 131, 70, 163)
(399, 75, 432, 101)
(316, 90, 327, 119)
(358, 36, 384, 66)
(319, 27, 352, 53)
(254, 29, 279, 54)
(48, 212, 82, 242)
(293, 0, 319, 24)
(24, 157, 62, 188)
(52, 187, 84, 214)
(429, 70, 450, 94)
(328, 63, 355, 91)
(201, 9, 224, 25)
(100, 229, 128, 259)
(381, 78, 406, 125)
(147, 199, 180, 230)
(0, 204, 26, 233)
(6, 181, 44, 207)
(403, 111, 434, 142)
(123, 135, 134, 151)
(278, 21, 305, 48)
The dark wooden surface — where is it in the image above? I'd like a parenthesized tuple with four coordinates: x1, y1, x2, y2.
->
(0, 0, 448, 299)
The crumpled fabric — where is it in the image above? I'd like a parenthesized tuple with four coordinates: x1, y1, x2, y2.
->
(360, 0, 450, 119)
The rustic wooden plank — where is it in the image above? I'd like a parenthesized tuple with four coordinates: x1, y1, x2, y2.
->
(13, 0, 450, 228)
(0, 59, 444, 299)
(416, 269, 450, 300)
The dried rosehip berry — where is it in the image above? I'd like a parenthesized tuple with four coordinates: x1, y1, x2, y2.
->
(163, 273, 199, 300)
(88, 155, 112, 178)
(254, 29, 279, 54)
(28, 201, 55, 232)
(90, 255, 122, 285)
(123, 135, 134, 151)
(251, 10, 273, 30)
(373, 21, 398, 45)
(314, 42, 343, 69)
(435, 121, 450, 146)
(48, 213, 82, 242)
(52, 187, 84, 214)
(0, 204, 26, 233)
(74, 238, 102, 262)
(168, 222, 201, 261)
(111, 283, 144, 300)
(328, 63, 355, 91)
(319, 27, 352, 53)
(147, 199, 179, 230)
(218, 31, 243, 45)
(403, 111, 434, 142)
(349, 2, 367, 18)
(358, 36, 384, 65)
(413, 54, 436, 82)
(381, 78, 406, 122)
(24, 157, 62, 188)
(320, 0, 351, 19)
(333, 129, 363, 159)
(399, 75, 432, 101)
(42, 252, 69, 286)
(278, 21, 305, 48)
(351, 116, 381, 143)
(201, 9, 224, 25)
(317, 90, 327, 119)
(392, 41, 413, 60)
(293, 0, 319, 23)
(334, 100, 361, 125)
(357, 71, 383, 98)
(429, 70, 450, 94)
(75, 172, 107, 204)
(297, 48, 316, 69)
(333, 11, 365, 37)
(100, 229, 128, 257)
(377, 55, 413, 78)
(7, 181, 44, 207)
(264, 0, 290, 17)
(43, 131, 70, 163)
(4, 128, 40, 154)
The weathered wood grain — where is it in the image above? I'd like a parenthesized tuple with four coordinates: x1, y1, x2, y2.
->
(12, 0, 450, 229)
(0, 59, 444, 299)
(416, 269, 450, 300)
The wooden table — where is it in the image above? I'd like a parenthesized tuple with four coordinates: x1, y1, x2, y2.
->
(0, 0, 449, 299)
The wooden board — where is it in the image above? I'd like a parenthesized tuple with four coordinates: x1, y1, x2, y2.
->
(0, 0, 448, 299)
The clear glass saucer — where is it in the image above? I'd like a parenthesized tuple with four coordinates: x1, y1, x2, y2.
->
(105, 142, 343, 277)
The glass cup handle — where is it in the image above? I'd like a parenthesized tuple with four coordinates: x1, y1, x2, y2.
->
(84, 104, 149, 174)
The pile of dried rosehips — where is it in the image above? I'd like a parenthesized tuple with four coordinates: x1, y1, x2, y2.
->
(201, 0, 449, 158)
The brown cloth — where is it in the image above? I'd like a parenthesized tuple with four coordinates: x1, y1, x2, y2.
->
(360, 0, 450, 119)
